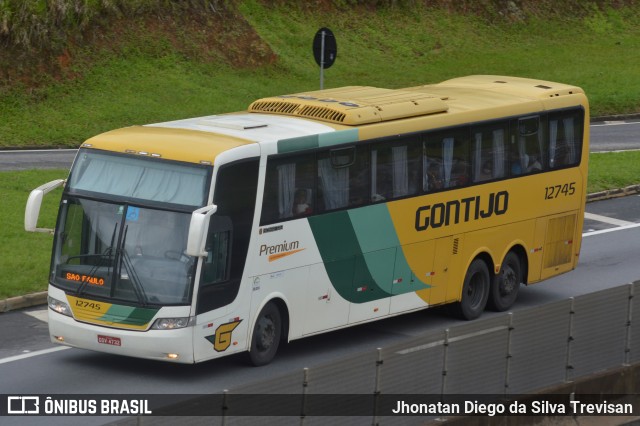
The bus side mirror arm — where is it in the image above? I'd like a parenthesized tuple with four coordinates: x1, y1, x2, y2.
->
(25, 179, 66, 234)
(186, 204, 218, 257)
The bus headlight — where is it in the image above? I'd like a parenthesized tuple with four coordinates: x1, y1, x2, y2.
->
(151, 317, 195, 330)
(48, 296, 72, 317)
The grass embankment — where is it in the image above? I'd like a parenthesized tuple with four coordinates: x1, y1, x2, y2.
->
(1, 1, 640, 148)
(1, 1, 640, 299)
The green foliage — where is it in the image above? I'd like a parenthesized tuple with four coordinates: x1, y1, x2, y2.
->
(0, 169, 66, 299)
(588, 151, 640, 193)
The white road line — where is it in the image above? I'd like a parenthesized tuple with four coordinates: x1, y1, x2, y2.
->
(0, 346, 70, 365)
(397, 326, 508, 355)
(591, 121, 640, 127)
(24, 309, 48, 323)
(584, 212, 635, 227)
(583, 222, 640, 237)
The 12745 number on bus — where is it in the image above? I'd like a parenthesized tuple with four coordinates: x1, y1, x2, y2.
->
(545, 182, 576, 200)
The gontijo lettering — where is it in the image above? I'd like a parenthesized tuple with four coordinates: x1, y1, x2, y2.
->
(415, 191, 509, 231)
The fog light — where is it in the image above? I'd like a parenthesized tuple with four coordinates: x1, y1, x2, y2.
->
(166, 353, 179, 360)
(54, 335, 65, 342)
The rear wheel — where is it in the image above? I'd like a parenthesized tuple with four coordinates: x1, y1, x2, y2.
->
(451, 259, 490, 320)
(247, 302, 282, 366)
(488, 251, 521, 311)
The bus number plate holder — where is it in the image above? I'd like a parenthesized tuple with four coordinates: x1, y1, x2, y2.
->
(98, 335, 121, 346)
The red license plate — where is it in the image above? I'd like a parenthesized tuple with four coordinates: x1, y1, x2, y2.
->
(97, 335, 121, 346)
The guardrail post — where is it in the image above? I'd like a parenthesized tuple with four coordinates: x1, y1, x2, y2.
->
(372, 348, 383, 426)
(221, 389, 228, 426)
(565, 297, 575, 382)
(625, 283, 634, 366)
(300, 367, 309, 426)
(441, 329, 450, 395)
(505, 313, 514, 396)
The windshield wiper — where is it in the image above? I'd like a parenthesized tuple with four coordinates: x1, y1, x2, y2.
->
(117, 225, 149, 307)
(77, 223, 118, 297)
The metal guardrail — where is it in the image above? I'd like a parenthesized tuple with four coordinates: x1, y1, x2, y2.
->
(112, 280, 640, 426)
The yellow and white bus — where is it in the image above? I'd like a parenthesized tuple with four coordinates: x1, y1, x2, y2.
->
(25, 75, 589, 365)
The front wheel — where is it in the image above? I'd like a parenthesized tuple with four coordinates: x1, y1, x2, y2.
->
(488, 252, 521, 311)
(247, 302, 282, 366)
(451, 259, 490, 320)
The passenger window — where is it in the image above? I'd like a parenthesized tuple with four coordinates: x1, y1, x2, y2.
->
(317, 146, 368, 212)
(471, 123, 507, 182)
(424, 129, 470, 191)
(549, 111, 582, 169)
(261, 154, 315, 224)
(511, 116, 544, 175)
(371, 138, 421, 202)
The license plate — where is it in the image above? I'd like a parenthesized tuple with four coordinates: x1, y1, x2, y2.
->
(97, 335, 121, 346)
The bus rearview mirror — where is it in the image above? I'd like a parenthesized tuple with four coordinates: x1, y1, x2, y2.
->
(186, 204, 218, 257)
(24, 179, 66, 233)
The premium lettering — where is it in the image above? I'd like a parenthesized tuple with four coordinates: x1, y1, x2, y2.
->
(259, 240, 300, 256)
(415, 191, 509, 231)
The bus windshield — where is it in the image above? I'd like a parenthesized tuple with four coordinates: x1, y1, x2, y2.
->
(52, 198, 195, 306)
(68, 149, 209, 207)
(50, 149, 213, 306)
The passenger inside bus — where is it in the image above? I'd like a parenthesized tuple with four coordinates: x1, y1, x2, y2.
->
(293, 188, 312, 216)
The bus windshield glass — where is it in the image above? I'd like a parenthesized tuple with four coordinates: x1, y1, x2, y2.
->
(52, 199, 195, 305)
(67, 149, 209, 207)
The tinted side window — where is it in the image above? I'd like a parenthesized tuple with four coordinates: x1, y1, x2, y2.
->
(261, 154, 315, 224)
(511, 115, 544, 175)
(548, 110, 583, 169)
(370, 137, 421, 202)
(471, 122, 508, 183)
(317, 146, 369, 212)
(424, 128, 470, 191)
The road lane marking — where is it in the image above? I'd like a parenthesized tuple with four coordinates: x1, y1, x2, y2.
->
(583, 222, 640, 237)
(0, 346, 70, 365)
(584, 212, 635, 227)
(397, 326, 508, 355)
(24, 309, 48, 323)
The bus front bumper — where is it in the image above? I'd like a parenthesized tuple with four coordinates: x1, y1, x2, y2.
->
(48, 309, 195, 364)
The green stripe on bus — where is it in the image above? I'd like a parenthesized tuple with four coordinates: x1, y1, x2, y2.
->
(277, 129, 359, 154)
(349, 205, 430, 292)
(99, 304, 158, 326)
(308, 211, 390, 303)
(318, 129, 359, 148)
(309, 204, 430, 303)
(277, 135, 319, 153)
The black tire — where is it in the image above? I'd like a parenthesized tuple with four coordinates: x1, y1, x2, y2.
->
(247, 302, 282, 366)
(488, 251, 521, 311)
(451, 259, 490, 320)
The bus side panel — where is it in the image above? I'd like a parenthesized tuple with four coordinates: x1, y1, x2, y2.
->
(249, 266, 308, 339)
(192, 278, 253, 363)
(432, 236, 456, 305)
(302, 263, 350, 336)
(389, 241, 435, 314)
(348, 248, 394, 324)
(538, 211, 579, 280)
